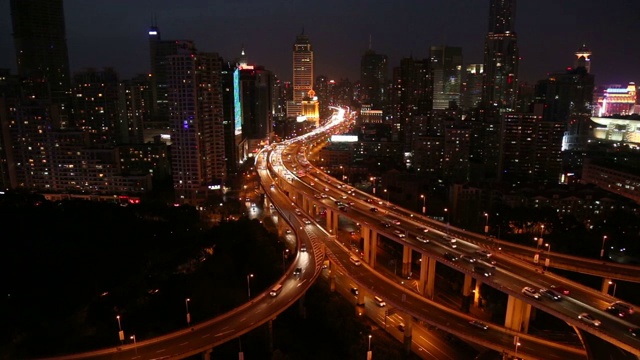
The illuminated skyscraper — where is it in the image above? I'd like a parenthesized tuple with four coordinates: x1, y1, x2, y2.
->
(288, 31, 313, 117)
(360, 49, 388, 109)
(167, 49, 226, 204)
(430, 46, 463, 110)
(574, 44, 592, 73)
(482, 0, 519, 110)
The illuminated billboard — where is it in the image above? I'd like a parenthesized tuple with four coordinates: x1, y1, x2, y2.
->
(233, 68, 243, 136)
(330, 135, 358, 142)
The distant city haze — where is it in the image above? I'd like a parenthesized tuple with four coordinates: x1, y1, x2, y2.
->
(1, 0, 639, 85)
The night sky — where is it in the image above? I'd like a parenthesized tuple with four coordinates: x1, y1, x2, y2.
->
(1, 0, 639, 87)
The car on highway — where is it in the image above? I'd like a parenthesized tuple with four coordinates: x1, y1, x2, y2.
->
(460, 254, 476, 263)
(578, 312, 601, 327)
(381, 221, 391, 228)
(392, 219, 401, 225)
(397, 323, 405, 332)
(475, 249, 492, 258)
(469, 320, 489, 330)
(302, 218, 311, 225)
(609, 301, 634, 315)
(369, 207, 378, 212)
(629, 327, 640, 337)
(351, 287, 359, 295)
(393, 230, 406, 238)
(294, 209, 302, 215)
(285, 229, 292, 234)
(416, 227, 429, 233)
(539, 288, 562, 301)
(416, 235, 429, 243)
(605, 305, 626, 318)
(443, 252, 458, 262)
(473, 265, 492, 277)
(550, 285, 570, 295)
(522, 287, 541, 299)
(293, 267, 302, 276)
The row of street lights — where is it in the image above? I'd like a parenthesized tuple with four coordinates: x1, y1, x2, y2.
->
(116, 296, 195, 346)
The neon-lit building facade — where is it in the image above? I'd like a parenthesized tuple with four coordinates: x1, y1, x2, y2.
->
(596, 83, 637, 117)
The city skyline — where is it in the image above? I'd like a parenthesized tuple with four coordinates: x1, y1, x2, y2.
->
(1, 0, 639, 86)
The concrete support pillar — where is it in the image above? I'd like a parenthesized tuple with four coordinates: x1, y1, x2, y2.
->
(461, 274, 473, 313)
(474, 280, 482, 307)
(202, 348, 213, 360)
(419, 254, 436, 299)
(504, 295, 532, 333)
(362, 226, 377, 267)
(302, 196, 309, 214)
(325, 209, 333, 233)
(298, 293, 306, 319)
(329, 270, 336, 292)
(401, 246, 412, 278)
(601, 278, 612, 295)
(267, 319, 274, 354)
(401, 313, 413, 355)
(331, 211, 339, 235)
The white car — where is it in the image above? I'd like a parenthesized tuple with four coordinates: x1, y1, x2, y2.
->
(392, 219, 401, 225)
(302, 218, 311, 225)
(393, 230, 406, 238)
(416, 235, 429, 243)
(522, 287, 541, 299)
(294, 209, 302, 215)
(578, 313, 601, 327)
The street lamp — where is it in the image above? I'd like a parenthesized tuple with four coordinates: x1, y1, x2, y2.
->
(601, 235, 607, 260)
(420, 194, 426, 215)
(444, 208, 449, 231)
(130, 335, 138, 355)
(384, 188, 389, 206)
(247, 274, 254, 299)
(340, 165, 344, 181)
(116, 315, 124, 344)
(367, 334, 372, 360)
(483, 212, 489, 236)
(282, 249, 289, 272)
(609, 280, 617, 297)
(370, 177, 376, 194)
(185, 298, 191, 326)
(544, 243, 552, 269)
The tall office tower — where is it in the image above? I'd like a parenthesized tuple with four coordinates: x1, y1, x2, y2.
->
(462, 64, 484, 110)
(148, 25, 197, 125)
(391, 57, 431, 149)
(360, 49, 388, 109)
(288, 32, 313, 117)
(10, 0, 72, 127)
(168, 50, 226, 204)
(72, 68, 121, 145)
(239, 64, 275, 153)
(482, 0, 519, 110)
(535, 66, 594, 150)
(499, 104, 564, 184)
(575, 44, 592, 73)
(315, 75, 331, 119)
(430, 46, 463, 110)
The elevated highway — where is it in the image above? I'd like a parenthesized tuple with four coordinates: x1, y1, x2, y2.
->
(267, 108, 640, 359)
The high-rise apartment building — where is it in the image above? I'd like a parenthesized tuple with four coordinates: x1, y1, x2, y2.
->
(360, 49, 388, 109)
(10, 0, 72, 126)
(499, 105, 564, 184)
(288, 32, 313, 117)
(430, 46, 463, 110)
(482, 0, 519, 110)
(72, 68, 121, 145)
(168, 50, 226, 204)
(148, 26, 197, 124)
